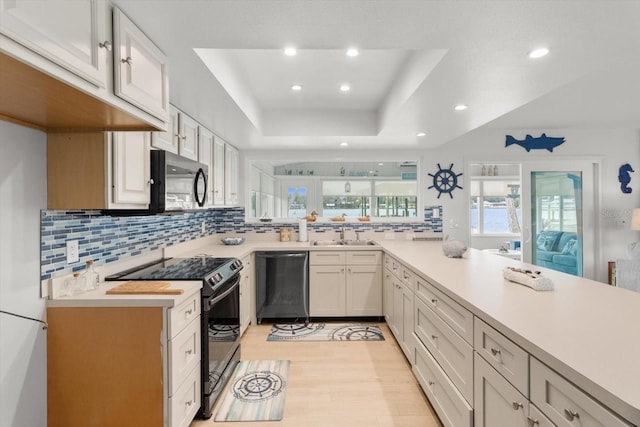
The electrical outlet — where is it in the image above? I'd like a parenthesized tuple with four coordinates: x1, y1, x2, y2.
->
(66, 240, 79, 264)
(385, 233, 395, 240)
(201, 221, 206, 233)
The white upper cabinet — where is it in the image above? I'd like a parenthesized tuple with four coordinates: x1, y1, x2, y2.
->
(0, 0, 109, 88)
(212, 138, 226, 205)
(152, 105, 179, 154)
(224, 143, 239, 205)
(113, 7, 169, 122)
(178, 113, 199, 161)
(110, 131, 151, 207)
(198, 127, 214, 205)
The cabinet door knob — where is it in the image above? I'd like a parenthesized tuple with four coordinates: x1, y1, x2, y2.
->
(428, 380, 435, 386)
(431, 334, 438, 340)
(490, 348, 501, 356)
(185, 400, 193, 407)
(564, 409, 580, 421)
(512, 401, 523, 410)
(185, 349, 193, 355)
(148, 178, 154, 185)
(98, 40, 112, 51)
(527, 417, 539, 426)
(121, 56, 133, 65)
(431, 298, 437, 304)
(184, 309, 193, 316)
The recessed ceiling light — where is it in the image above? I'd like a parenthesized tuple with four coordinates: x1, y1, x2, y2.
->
(346, 48, 359, 57)
(284, 47, 297, 56)
(378, 163, 384, 166)
(340, 141, 349, 147)
(528, 47, 549, 59)
(417, 132, 426, 137)
(454, 104, 468, 111)
(340, 84, 351, 92)
(291, 84, 302, 91)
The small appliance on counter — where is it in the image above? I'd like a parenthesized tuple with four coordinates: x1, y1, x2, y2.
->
(106, 256, 243, 419)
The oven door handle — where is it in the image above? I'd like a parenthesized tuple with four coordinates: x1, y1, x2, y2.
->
(206, 279, 240, 311)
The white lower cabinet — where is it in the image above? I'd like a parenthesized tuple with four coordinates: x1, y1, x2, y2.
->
(414, 295, 473, 403)
(474, 353, 554, 427)
(169, 365, 201, 427)
(309, 251, 382, 317)
(413, 338, 473, 427)
(531, 358, 633, 427)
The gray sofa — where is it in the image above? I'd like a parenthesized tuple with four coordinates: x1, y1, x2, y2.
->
(535, 230, 578, 275)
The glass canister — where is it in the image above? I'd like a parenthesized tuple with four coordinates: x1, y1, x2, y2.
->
(82, 260, 99, 290)
(64, 272, 86, 296)
(279, 228, 292, 242)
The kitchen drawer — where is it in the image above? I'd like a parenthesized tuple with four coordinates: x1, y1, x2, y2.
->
(310, 251, 346, 265)
(385, 254, 403, 279)
(530, 358, 633, 427)
(400, 265, 417, 292)
(346, 250, 381, 265)
(415, 275, 473, 344)
(474, 317, 528, 396)
(169, 364, 201, 427)
(413, 337, 473, 427)
(414, 296, 473, 403)
(169, 292, 200, 338)
(168, 317, 201, 396)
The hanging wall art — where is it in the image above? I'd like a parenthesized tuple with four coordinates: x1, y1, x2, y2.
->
(428, 163, 463, 199)
(618, 163, 634, 194)
(505, 133, 566, 152)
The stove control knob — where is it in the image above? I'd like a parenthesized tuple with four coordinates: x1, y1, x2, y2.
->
(232, 260, 242, 270)
(210, 273, 223, 285)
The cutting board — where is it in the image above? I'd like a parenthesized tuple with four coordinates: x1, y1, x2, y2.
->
(106, 281, 184, 295)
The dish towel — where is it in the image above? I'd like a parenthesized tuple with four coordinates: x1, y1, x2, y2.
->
(614, 259, 640, 292)
(503, 267, 554, 291)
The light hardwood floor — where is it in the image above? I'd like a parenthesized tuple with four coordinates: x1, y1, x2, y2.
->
(191, 323, 443, 427)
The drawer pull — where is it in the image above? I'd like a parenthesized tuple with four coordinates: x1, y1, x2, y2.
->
(512, 401, 524, 410)
(185, 400, 193, 407)
(564, 409, 580, 421)
(527, 417, 539, 426)
(431, 334, 438, 340)
(428, 380, 435, 386)
(185, 308, 193, 316)
(490, 348, 501, 356)
(431, 298, 437, 304)
(185, 349, 193, 355)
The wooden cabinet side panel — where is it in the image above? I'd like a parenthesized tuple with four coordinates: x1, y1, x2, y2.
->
(47, 306, 164, 427)
(47, 132, 105, 209)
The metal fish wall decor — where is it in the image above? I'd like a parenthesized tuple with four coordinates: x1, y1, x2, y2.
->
(505, 133, 566, 152)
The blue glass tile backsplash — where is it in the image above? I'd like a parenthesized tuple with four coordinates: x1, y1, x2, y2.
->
(41, 206, 442, 280)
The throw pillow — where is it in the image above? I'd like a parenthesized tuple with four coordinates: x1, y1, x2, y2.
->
(536, 231, 561, 251)
(562, 239, 578, 256)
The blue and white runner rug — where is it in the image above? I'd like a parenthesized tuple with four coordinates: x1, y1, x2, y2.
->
(214, 360, 290, 422)
(267, 322, 385, 342)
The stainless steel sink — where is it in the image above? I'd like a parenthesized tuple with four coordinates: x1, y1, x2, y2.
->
(311, 240, 377, 246)
(342, 240, 378, 246)
(311, 240, 344, 246)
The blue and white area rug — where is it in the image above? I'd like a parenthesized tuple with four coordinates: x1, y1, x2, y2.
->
(267, 323, 385, 342)
(214, 360, 290, 422)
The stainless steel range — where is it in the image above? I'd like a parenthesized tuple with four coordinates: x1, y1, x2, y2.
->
(106, 256, 244, 419)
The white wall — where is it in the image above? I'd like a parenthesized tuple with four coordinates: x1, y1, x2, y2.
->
(421, 127, 640, 283)
(0, 121, 47, 427)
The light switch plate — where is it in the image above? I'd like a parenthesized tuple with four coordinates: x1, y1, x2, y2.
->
(67, 240, 79, 264)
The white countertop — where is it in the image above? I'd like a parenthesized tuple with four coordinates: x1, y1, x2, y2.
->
(47, 280, 202, 308)
(378, 240, 640, 425)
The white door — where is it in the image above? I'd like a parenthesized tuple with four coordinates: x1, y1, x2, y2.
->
(0, 0, 109, 88)
(212, 139, 225, 205)
(151, 105, 179, 153)
(224, 144, 239, 205)
(521, 160, 598, 279)
(113, 7, 169, 121)
(110, 131, 151, 207)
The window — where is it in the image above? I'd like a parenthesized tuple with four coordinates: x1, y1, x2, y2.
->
(321, 180, 417, 218)
(470, 177, 521, 235)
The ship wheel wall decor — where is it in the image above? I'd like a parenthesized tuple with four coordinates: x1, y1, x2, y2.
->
(428, 163, 463, 199)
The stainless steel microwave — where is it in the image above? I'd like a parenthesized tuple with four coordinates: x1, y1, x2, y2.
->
(150, 150, 208, 213)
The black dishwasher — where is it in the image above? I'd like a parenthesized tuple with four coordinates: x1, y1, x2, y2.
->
(255, 252, 309, 323)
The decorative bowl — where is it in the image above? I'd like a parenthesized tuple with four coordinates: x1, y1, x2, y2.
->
(221, 237, 245, 245)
